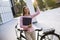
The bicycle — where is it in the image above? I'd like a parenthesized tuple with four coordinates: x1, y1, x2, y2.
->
(15, 23, 60, 40)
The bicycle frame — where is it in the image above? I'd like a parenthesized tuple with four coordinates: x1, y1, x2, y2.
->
(16, 29, 42, 40)
(15, 23, 60, 40)
(15, 26, 56, 40)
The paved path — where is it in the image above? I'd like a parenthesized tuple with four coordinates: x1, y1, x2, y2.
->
(36, 7, 60, 35)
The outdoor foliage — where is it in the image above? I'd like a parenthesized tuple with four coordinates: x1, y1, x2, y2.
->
(34, 0, 56, 11)
(13, 0, 59, 17)
(36, 0, 45, 11)
(14, 0, 26, 17)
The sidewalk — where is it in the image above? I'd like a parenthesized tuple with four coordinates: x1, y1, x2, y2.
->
(36, 7, 60, 34)
(0, 19, 17, 40)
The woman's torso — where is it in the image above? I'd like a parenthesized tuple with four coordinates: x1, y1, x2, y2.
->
(20, 16, 35, 32)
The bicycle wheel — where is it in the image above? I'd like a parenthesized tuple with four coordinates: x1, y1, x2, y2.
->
(40, 33, 60, 40)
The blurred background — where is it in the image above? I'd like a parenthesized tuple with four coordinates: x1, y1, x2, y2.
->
(0, 0, 60, 40)
(10, 0, 60, 17)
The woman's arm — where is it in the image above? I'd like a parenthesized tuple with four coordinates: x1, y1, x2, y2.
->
(20, 17, 28, 29)
(20, 17, 22, 28)
(31, 6, 40, 18)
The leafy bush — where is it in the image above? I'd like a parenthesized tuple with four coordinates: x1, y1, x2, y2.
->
(45, 0, 56, 7)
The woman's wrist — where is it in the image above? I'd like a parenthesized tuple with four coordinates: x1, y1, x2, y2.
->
(28, 24, 32, 28)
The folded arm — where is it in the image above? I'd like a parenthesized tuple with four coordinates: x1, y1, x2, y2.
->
(20, 17, 28, 29)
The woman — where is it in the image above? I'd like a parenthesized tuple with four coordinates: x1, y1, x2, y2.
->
(20, 6, 40, 40)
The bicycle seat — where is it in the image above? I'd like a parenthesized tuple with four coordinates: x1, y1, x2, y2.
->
(43, 28, 55, 34)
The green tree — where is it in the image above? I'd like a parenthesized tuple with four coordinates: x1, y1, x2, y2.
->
(34, 0, 56, 10)
(36, 0, 45, 11)
(14, 0, 26, 17)
(20, 0, 26, 13)
(45, 0, 56, 7)
(44, 0, 56, 9)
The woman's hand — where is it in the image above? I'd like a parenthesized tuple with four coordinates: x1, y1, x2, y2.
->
(28, 24, 32, 28)
(22, 26, 28, 30)
(35, 0, 38, 6)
